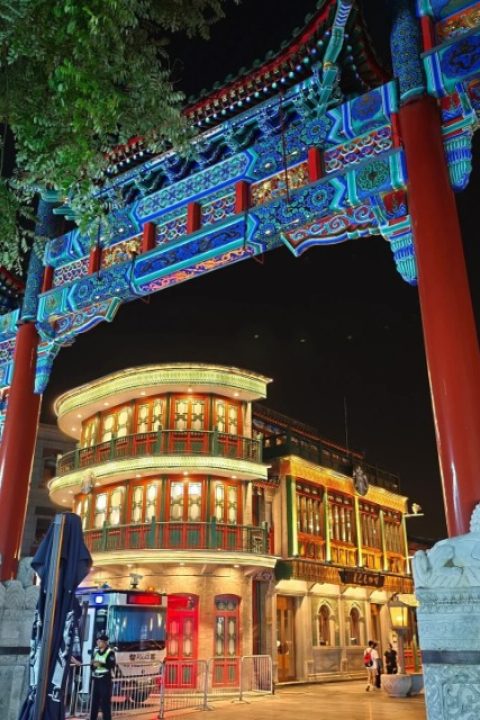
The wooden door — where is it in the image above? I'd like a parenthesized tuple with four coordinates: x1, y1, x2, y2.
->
(212, 595, 240, 686)
(165, 594, 199, 688)
(276, 595, 296, 682)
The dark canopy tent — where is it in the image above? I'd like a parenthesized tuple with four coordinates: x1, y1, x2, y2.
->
(19, 512, 92, 720)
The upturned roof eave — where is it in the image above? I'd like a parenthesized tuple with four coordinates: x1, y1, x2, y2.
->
(184, 0, 389, 121)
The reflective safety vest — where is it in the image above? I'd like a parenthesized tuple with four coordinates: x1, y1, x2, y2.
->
(92, 647, 114, 678)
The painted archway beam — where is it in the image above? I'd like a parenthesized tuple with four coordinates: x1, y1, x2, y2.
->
(37, 85, 478, 314)
(0, 5, 479, 397)
(34, 152, 409, 308)
(0, 92, 475, 396)
(0, 80, 475, 401)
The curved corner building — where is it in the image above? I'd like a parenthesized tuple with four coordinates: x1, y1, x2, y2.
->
(50, 362, 414, 682)
(51, 363, 273, 664)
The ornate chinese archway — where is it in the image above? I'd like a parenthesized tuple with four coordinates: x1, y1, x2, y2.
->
(0, 0, 479, 578)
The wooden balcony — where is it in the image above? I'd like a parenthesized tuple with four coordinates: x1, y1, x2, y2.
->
(57, 430, 262, 477)
(296, 536, 406, 575)
(84, 519, 272, 556)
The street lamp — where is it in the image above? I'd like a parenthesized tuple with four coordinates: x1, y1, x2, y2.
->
(388, 597, 409, 674)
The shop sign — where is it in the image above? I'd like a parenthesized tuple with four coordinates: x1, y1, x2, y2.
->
(339, 569, 384, 588)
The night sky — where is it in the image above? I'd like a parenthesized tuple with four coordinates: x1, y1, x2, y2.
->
(42, 0, 480, 541)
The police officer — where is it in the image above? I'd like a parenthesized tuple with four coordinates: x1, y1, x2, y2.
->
(90, 633, 115, 720)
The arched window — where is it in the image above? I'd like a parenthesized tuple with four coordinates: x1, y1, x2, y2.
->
(318, 604, 331, 646)
(349, 606, 361, 646)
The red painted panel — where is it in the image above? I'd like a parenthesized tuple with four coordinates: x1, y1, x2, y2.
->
(88, 245, 101, 274)
(234, 181, 251, 213)
(41, 265, 54, 293)
(142, 221, 156, 253)
(307, 147, 323, 182)
(187, 202, 201, 234)
(420, 15, 435, 52)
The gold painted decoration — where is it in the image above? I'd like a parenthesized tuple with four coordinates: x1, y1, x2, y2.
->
(251, 162, 309, 207)
(280, 455, 408, 513)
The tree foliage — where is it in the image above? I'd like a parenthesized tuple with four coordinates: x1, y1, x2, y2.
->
(0, 0, 229, 270)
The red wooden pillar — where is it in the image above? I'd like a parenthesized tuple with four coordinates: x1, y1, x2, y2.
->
(0, 322, 42, 579)
(235, 181, 251, 213)
(307, 147, 324, 182)
(390, 112, 401, 148)
(400, 95, 480, 536)
(142, 221, 156, 253)
(187, 202, 201, 234)
(419, 15, 435, 52)
(88, 245, 101, 274)
(41, 265, 54, 293)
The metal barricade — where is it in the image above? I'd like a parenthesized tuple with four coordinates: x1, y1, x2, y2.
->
(66, 655, 272, 719)
(204, 656, 273, 703)
(159, 659, 208, 718)
(205, 657, 242, 701)
(66, 664, 163, 719)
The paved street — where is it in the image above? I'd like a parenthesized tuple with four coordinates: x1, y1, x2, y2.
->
(75, 679, 427, 720)
(197, 682, 426, 720)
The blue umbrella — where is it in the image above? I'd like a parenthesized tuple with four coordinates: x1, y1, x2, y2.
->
(19, 512, 92, 720)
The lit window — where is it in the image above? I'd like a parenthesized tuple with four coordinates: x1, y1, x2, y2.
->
(348, 607, 362, 646)
(109, 487, 125, 526)
(318, 604, 331, 646)
(214, 595, 239, 657)
(94, 493, 107, 528)
(214, 482, 240, 525)
(170, 482, 184, 521)
(146, 483, 158, 521)
(188, 483, 202, 521)
(132, 486, 144, 523)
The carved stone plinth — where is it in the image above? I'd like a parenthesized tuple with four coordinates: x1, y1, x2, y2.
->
(0, 559, 38, 720)
(381, 673, 412, 697)
(413, 504, 480, 720)
(409, 672, 424, 696)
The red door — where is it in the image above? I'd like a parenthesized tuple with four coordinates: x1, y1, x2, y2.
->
(213, 595, 240, 686)
(165, 594, 199, 688)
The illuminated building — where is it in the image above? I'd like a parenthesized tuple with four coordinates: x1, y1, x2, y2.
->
(253, 405, 414, 681)
(50, 363, 413, 682)
(21, 423, 75, 556)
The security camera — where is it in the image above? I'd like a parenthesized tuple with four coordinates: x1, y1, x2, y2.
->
(129, 573, 143, 589)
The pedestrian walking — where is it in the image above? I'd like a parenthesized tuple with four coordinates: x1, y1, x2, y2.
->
(364, 640, 379, 691)
(375, 654, 382, 689)
(384, 642, 398, 674)
(90, 633, 116, 720)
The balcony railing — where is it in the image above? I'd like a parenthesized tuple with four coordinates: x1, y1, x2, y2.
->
(56, 430, 262, 477)
(296, 536, 404, 573)
(262, 432, 399, 492)
(83, 519, 272, 555)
